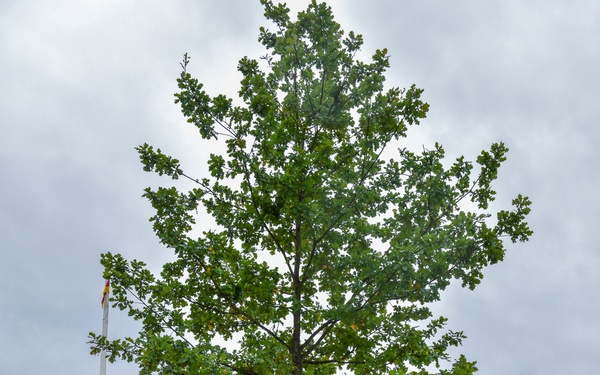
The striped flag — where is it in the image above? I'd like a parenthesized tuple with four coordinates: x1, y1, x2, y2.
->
(101, 280, 110, 308)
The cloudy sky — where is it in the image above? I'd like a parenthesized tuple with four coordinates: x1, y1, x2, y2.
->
(1, 1, 598, 374)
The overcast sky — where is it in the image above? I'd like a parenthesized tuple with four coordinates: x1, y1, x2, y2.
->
(1, 1, 599, 374)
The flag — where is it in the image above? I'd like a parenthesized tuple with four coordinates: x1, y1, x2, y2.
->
(101, 280, 110, 308)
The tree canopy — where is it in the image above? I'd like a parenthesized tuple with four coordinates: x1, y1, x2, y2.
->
(89, 1, 532, 374)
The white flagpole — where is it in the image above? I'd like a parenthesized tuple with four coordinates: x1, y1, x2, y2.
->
(100, 281, 110, 375)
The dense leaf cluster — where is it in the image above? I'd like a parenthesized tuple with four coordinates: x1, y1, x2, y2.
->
(89, 1, 531, 374)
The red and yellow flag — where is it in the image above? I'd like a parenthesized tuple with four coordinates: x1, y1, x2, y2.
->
(101, 280, 110, 308)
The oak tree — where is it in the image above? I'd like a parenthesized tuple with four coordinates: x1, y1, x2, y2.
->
(89, 1, 532, 374)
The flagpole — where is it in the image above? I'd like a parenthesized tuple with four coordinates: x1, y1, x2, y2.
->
(100, 280, 110, 375)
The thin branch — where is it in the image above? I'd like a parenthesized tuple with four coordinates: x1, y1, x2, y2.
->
(188, 251, 290, 350)
(219, 362, 259, 375)
(301, 319, 338, 358)
(120, 284, 196, 350)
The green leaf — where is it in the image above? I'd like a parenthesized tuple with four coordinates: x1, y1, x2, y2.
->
(92, 2, 532, 374)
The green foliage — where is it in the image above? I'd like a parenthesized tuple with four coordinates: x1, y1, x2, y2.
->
(89, 1, 532, 374)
